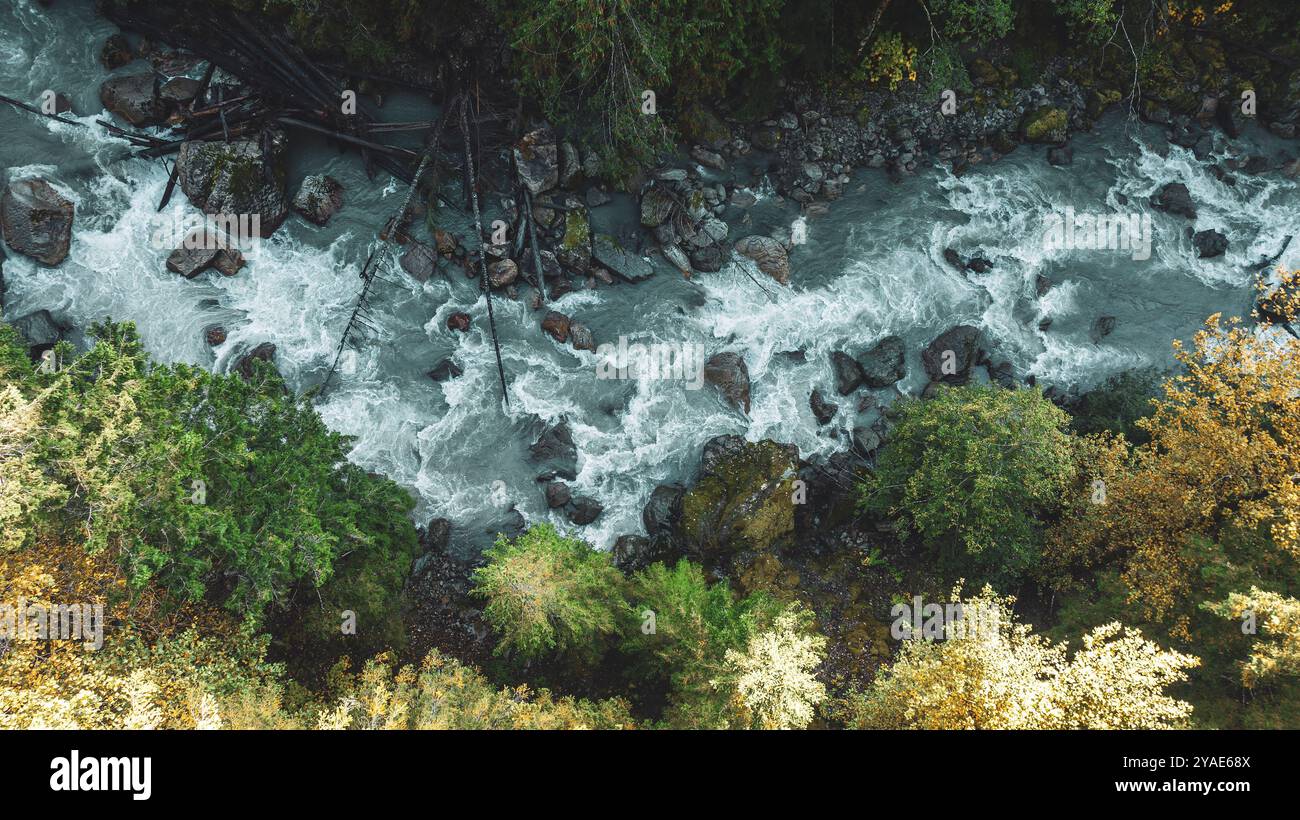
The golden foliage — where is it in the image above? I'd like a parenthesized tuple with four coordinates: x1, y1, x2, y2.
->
(318, 651, 636, 730)
(1049, 270, 1300, 622)
(1207, 587, 1300, 687)
(843, 586, 1199, 729)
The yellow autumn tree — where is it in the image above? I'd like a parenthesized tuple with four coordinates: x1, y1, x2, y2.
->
(316, 650, 636, 730)
(717, 606, 827, 730)
(1049, 270, 1300, 624)
(1206, 587, 1300, 688)
(842, 585, 1199, 729)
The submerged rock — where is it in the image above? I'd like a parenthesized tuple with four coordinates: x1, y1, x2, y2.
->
(235, 342, 276, 380)
(1090, 315, 1117, 343)
(1, 178, 74, 266)
(427, 358, 462, 382)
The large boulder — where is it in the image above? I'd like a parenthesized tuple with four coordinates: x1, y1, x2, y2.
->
(830, 351, 865, 395)
(1152, 182, 1197, 219)
(291, 174, 343, 226)
(733, 235, 790, 285)
(680, 438, 799, 558)
(643, 483, 685, 537)
(858, 335, 906, 387)
(10, 309, 65, 353)
(513, 127, 558, 195)
(529, 420, 577, 481)
(1192, 228, 1228, 258)
(99, 73, 166, 127)
(165, 229, 244, 278)
(1, 178, 74, 266)
(1021, 106, 1067, 144)
(704, 351, 751, 413)
(922, 325, 980, 384)
(592, 234, 654, 283)
(177, 129, 289, 236)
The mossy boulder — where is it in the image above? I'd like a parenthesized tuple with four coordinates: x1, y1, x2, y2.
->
(1086, 89, 1123, 120)
(679, 437, 799, 558)
(1020, 106, 1067, 144)
(177, 128, 289, 236)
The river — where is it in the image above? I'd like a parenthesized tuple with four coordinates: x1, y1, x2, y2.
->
(4, 0, 1299, 553)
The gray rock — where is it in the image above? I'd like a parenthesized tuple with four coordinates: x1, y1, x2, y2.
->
(529, 421, 577, 480)
(809, 389, 838, 424)
(922, 325, 980, 384)
(733, 235, 790, 285)
(99, 73, 165, 127)
(177, 129, 289, 236)
(858, 335, 906, 387)
(592, 234, 654, 282)
(567, 496, 603, 525)
(830, 351, 865, 395)
(1192, 228, 1228, 258)
(688, 243, 726, 272)
(704, 352, 751, 413)
(292, 174, 343, 226)
(513, 127, 559, 195)
(400, 242, 437, 282)
(545, 481, 571, 508)
(643, 484, 684, 536)
(11, 309, 64, 350)
(1151, 182, 1197, 220)
(166, 230, 244, 278)
(570, 322, 595, 352)
(1, 178, 74, 265)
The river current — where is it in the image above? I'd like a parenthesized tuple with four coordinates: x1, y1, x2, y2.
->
(4, 0, 1299, 552)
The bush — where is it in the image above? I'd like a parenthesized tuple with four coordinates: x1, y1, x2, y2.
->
(472, 524, 625, 662)
(860, 385, 1078, 583)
